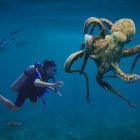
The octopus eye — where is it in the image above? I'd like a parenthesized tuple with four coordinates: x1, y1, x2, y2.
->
(81, 42, 85, 50)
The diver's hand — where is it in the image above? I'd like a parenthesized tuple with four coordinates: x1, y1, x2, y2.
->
(53, 81, 64, 88)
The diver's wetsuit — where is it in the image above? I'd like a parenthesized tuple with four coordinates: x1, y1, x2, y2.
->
(15, 65, 49, 107)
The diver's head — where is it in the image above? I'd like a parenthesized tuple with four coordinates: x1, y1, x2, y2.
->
(43, 59, 57, 75)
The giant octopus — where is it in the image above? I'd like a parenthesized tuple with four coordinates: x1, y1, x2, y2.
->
(64, 17, 140, 108)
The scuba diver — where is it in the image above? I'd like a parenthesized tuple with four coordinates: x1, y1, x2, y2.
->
(0, 59, 64, 112)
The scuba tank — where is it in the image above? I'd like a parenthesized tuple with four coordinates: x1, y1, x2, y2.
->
(10, 65, 35, 93)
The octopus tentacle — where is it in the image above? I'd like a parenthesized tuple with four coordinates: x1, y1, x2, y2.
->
(90, 24, 96, 35)
(80, 49, 90, 74)
(64, 50, 84, 73)
(103, 75, 117, 79)
(84, 17, 107, 38)
(123, 45, 140, 73)
(96, 71, 135, 108)
(64, 50, 91, 102)
(131, 53, 140, 73)
(111, 63, 140, 83)
(123, 45, 140, 57)
(99, 18, 113, 29)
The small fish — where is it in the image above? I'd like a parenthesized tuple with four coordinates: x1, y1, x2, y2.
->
(9, 28, 24, 36)
(6, 121, 21, 127)
(0, 39, 8, 46)
(0, 39, 9, 52)
(0, 47, 9, 52)
(16, 41, 28, 47)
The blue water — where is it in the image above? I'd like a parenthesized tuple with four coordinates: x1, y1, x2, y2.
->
(0, 0, 140, 139)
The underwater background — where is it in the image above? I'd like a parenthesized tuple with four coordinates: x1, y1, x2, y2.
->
(0, 0, 140, 139)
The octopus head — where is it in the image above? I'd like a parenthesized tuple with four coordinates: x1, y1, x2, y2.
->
(111, 19, 135, 43)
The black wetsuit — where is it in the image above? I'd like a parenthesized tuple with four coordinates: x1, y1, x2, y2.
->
(15, 65, 49, 107)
